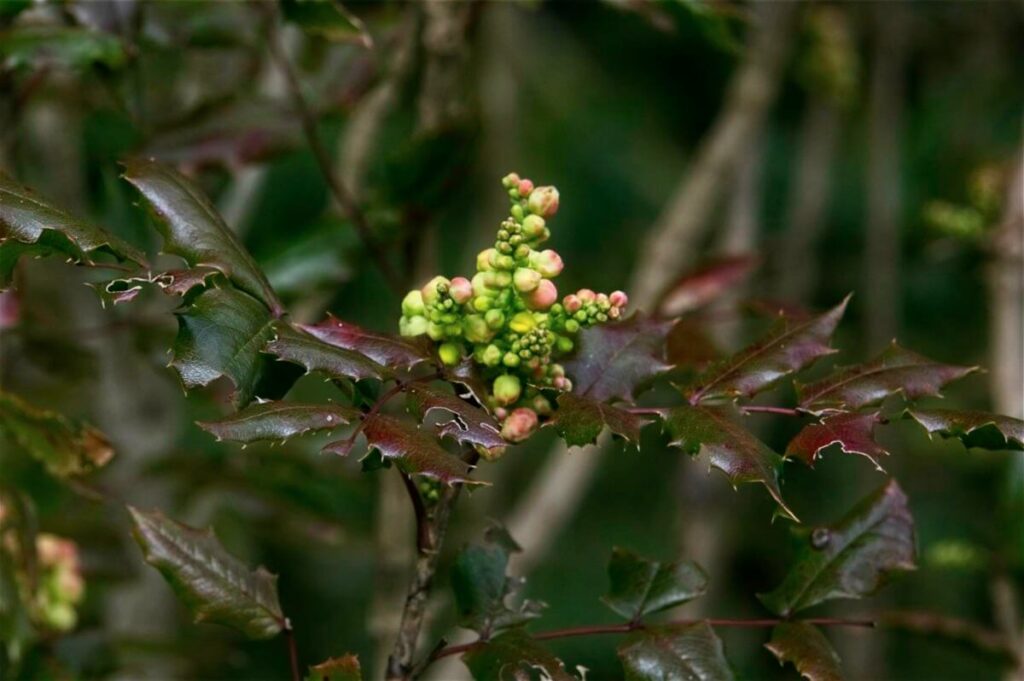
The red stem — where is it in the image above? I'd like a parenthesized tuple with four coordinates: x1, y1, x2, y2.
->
(428, 617, 875, 663)
(285, 625, 300, 681)
(740, 405, 802, 417)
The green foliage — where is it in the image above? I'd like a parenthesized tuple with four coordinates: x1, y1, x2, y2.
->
(549, 392, 646, 447)
(0, 25, 126, 71)
(602, 547, 707, 621)
(759, 481, 916, 616)
(128, 507, 286, 640)
(906, 409, 1024, 451)
(267, 323, 394, 383)
(764, 622, 843, 681)
(462, 629, 576, 681)
(618, 623, 734, 681)
(197, 402, 361, 445)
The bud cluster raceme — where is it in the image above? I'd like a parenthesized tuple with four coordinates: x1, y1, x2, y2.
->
(33, 533, 85, 632)
(398, 173, 628, 453)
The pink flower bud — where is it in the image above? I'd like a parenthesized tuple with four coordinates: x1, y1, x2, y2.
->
(610, 290, 628, 308)
(577, 288, 596, 303)
(518, 179, 534, 196)
(608, 306, 621, 319)
(501, 407, 538, 443)
(513, 267, 542, 292)
(531, 249, 563, 278)
(494, 407, 508, 421)
(449, 277, 472, 304)
(527, 186, 559, 218)
(502, 172, 520, 188)
(524, 279, 558, 311)
(553, 376, 568, 390)
(562, 294, 582, 313)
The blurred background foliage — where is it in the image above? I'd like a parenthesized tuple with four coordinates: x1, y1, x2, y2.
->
(0, 0, 1021, 679)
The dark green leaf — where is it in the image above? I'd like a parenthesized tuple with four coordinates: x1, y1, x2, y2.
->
(758, 480, 916, 616)
(462, 629, 576, 681)
(906, 409, 1024, 451)
(602, 547, 707, 620)
(170, 284, 279, 407)
(0, 25, 126, 71)
(618, 622, 734, 681)
(325, 414, 483, 485)
(121, 158, 283, 315)
(281, 0, 372, 48)
(765, 622, 844, 681)
(452, 526, 544, 636)
(689, 296, 848, 403)
(563, 313, 674, 403)
(299, 317, 434, 371)
(663, 405, 795, 521)
(797, 343, 977, 415)
(785, 412, 887, 469)
(197, 401, 360, 444)
(407, 384, 505, 458)
(266, 323, 392, 383)
(549, 392, 647, 447)
(0, 171, 146, 287)
(306, 654, 362, 681)
(0, 390, 114, 477)
(128, 507, 285, 640)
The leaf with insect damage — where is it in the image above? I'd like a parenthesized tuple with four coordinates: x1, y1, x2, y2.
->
(407, 384, 505, 458)
(785, 412, 888, 469)
(462, 628, 577, 681)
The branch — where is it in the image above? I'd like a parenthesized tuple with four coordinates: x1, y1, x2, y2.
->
(264, 14, 403, 296)
(425, 617, 876, 664)
(284, 624, 300, 681)
(740, 405, 802, 417)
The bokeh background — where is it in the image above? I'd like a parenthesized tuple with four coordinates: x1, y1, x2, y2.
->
(1, 1, 1022, 679)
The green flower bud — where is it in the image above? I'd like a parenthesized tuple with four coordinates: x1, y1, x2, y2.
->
(482, 344, 503, 367)
(438, 342, 461, 366)
(493, 374, 522, 406)
(509, 311, 536, 334)
(495, 254, 516, 271)
(529, 249, 564, 278)
(511, 204, 525, 221)
(484, 308, 505, 329)
(556, 335, 574, 353)
(532, 395, 553, 416)
(402, 290, 425, 316)
(427, 322, 446, 341)
(514, 267, 542, 292)
(485, 271, 512, 289)
(502, 172, 521, 188)
(472, 296, 492, 312)
(521, 215, 546, 240)
(472, 272, 497, 298)
(421, 276, 450, 305)
(400, 315, 429, 337)
(477, 248, 497, 272)
(502, 352, 521, 368)
(463, 315, 493, 343)
(564, 319, 580, 334)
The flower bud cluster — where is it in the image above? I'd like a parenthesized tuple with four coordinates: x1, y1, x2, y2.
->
(33, 533, 85, 631)
(398, 173, 629, 451)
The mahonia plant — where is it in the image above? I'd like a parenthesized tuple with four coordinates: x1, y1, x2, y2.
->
(398, 173, 628, 446)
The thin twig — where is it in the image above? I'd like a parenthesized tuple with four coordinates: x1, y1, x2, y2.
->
(399, 470, 432, 553)
(740, 405, 803, 417)
(425, 617, 876, 664)
(285, 624, 300, 681)
(264, 13, 402, 295)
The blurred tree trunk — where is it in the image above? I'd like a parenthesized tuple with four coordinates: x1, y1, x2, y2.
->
(863, 10, 908, 349)
(778, 98, 841, 302)
(505, 2, 797, 579)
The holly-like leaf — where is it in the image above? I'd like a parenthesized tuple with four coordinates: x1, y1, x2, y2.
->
(281, 0, 372, 48)
(618, 622, 734, 681)
(563, 313, 674, 403)
(663, 405, 795, 521)
(549, 392, 647, 447)
(765, 622, 843, 681)
(299, 316, 434, 371)
(197, 402, 360, 445)
(266, 323, 392, 383)
(906, 409, 1024, 451)
(785, 412, 888, 470)
(688, 296, 849, 404)
(306, 654, 362, 681)
(407, 385, 505, 458)
(0, 172, 146, 287)
(657, 254, 758, 317)
(170, 284, 279, 408)
(128, 507, 285, 639)
(92, 267, 219, 307)
(452, 526, 545, 636)
(602, 547, 707, 620)
(462, 629, 576, 681)
(758, 480, 916, 616)
(797, 343, 977, 415)
(122, 158, 283, 316)
(0, 25, 127, 71)
(0, 391, 114, 477)
(443, 357, 490, 406)
(325, 414, 482, 485)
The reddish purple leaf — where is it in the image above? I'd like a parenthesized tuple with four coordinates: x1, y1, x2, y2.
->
(326, 413, 483, 486)
(197, 401, 361, 444)
(689, 296, 849, 404)
(266, 323, 391, 382)
(906, 409, 1024, 451)
(443, 357, 490, 406)
(657, 254, 758, 317)
(798, 343, 977, 415)
(563, 313, 674, 404)
(93, 267, 219, 307)
(299, 316, 434, 371)
(548, 392, 647, 447)
(663, 405, 796, 521)
(407, 384, 506, 458)
(666, 318, 719, 370)
(765, 623, 843, 681)
(785, 412, 888, 469)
